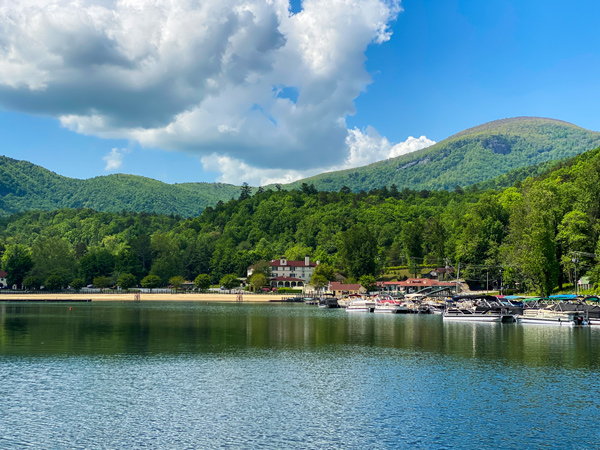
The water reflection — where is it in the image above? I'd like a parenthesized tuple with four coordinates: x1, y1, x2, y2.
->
(1, 302, 600, 369)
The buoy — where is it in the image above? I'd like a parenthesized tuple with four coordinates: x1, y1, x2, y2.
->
(69, 307, 72, 311)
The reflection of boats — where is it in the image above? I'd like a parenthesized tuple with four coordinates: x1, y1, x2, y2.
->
(373, 294, 406, 314)
(346, 296, 376, 313)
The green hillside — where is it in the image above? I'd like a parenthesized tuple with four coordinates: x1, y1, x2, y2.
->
(1, 117, 599, 217)
(0, 157, 241, 217)
(285, 117, 600, 192)
(4, 145, 600, 297)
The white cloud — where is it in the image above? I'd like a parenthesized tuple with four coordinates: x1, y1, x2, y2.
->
(103, 147, 128, 171)
(345, 127, 435, 166)
(202, 130, 435, 186)
(0, 0, 415, 178)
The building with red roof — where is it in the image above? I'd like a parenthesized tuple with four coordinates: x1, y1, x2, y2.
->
(377, 278, 455, 293)
(247, 256, 318, 288)
(328, 282, 366, 296)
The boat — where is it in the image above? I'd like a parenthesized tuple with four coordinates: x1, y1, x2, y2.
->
(442, 307, 513, 322)
(337, 295, 353, 308)
(304, 297, 318, 305)
(373, 294, 406, 314)
(346, 296, 376, 313)
(318, 295, 340, 308)
(519, 307, 590, 326)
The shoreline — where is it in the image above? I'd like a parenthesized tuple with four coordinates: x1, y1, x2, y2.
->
(0, 293, 288, 302)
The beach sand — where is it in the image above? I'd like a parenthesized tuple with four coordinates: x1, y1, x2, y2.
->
(0, 293, 289, 302)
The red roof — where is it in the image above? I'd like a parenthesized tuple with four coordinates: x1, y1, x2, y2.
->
(270, 259, 317, 268)
(329, 282, 361, 291)
(378, 278, 454, 287)
(0, 270, 6, 277)
(272, 276, 304, 282)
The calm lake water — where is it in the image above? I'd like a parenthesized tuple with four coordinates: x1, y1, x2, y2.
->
(1, 302, 599, 449)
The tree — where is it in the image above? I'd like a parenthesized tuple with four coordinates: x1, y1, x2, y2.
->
(194, 274, 211, 291)
(239, 182, 252, 201)
(337, 225, 378, 278)
(503, 184, 560, 296)
(312, 263, 336, 282)
(31, 237, 76, 282)
(359, 275, 377, 292)
(117, 273, 137, 290)
(141, 274, 162, 291)
(285, 245, 313, 262)
(249, 260, 272, 278)
(169, 275, 185, 291)
(70, 277, 86, 291)
(93, 275, 110, 289)
(45, 274, 64, 291)
(310, 274, 329, 293)
(249, 273, 268, 291)
(2, 245, 33, 289)
(23, 275, 44, 290)
(401, 219, 424, 277)
(220, 274, 240, 290)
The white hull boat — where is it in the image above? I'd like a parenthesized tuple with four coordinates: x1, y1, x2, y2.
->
(443, 308, 514, 322)
(374, 304, 405, 314)
(346, 298, 376, 313)
(373, 294, 406, 314)
(518, 309, 589, 326)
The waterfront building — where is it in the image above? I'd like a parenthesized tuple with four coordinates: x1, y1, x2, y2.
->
(248, 256, 318, 289)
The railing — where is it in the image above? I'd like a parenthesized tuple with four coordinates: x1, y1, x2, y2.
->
(0, 288, 309, 296)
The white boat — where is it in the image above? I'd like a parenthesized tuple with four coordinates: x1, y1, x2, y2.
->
(346, 296, 376, 313)
(443, 308, 515, 322)
(337, 296, 351, 308)
(518, 308, 590, 326)
(373, 294, 406, 314)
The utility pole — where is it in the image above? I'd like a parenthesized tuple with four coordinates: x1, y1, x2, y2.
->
(499, 268, 503, 295)
(572, 257, 579, 295)
(456, 262, 460, 295)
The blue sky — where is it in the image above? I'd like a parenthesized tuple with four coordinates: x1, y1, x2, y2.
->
(0, 0, 598, 185)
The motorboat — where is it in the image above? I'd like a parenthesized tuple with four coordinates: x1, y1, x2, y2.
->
(318, 295, 340, 308)
(346, 296, 376, 313)
(373, 294, 406, 314)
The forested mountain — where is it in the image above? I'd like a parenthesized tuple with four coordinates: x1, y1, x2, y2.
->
(285, 117, 600, 192)
(1, 117, 598, 217)
(0, 156, 241, 217)
(2, 144, 600, 297)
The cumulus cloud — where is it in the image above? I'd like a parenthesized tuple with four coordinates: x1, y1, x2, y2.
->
(0, 0, 430, 179)
(202, 130, 434, 186)
(103, 147, 129, 171)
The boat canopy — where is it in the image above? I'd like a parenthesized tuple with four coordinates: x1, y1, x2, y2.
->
(548, 294, 579, 299)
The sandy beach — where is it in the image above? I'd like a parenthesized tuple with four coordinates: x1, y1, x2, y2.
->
(0, 293, 289, 302)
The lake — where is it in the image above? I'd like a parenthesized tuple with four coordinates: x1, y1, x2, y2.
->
(1, 302, 599, 449)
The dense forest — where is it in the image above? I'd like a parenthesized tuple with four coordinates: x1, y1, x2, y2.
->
(2, 144, 600, 296)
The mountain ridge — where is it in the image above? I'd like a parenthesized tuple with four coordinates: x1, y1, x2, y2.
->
(1, 116, 599, 216)
(284, 116, 600, 192)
